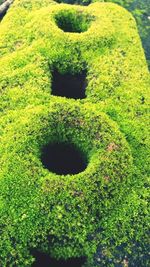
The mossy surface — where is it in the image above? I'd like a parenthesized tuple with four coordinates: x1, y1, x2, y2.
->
(0, 0, 149, 266)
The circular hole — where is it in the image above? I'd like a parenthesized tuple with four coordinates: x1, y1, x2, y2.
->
(41, 142, 87, 175)
(51, 69, 87, 99)
(55, 10, 93, 33)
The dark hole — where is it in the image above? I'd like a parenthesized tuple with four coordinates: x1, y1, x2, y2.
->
(51, 70, 87, 99)
(41, 142, 87, 175)
(32, 251, 86, 267)
(54, 11, 92, 33)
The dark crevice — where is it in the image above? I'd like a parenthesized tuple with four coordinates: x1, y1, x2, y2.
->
(0, 10, 7, 20)
(0, 7, 8, 21)
(41, 142, 87, 175)
(32, 251, 86, 267)
(51, 69, 87, 99)
(0, 0, 13, 21)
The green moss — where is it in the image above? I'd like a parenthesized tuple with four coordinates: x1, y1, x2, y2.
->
(0, 0, 149, 266)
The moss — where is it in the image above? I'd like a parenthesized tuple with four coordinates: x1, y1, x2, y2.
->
(0, 0, 149, 266)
